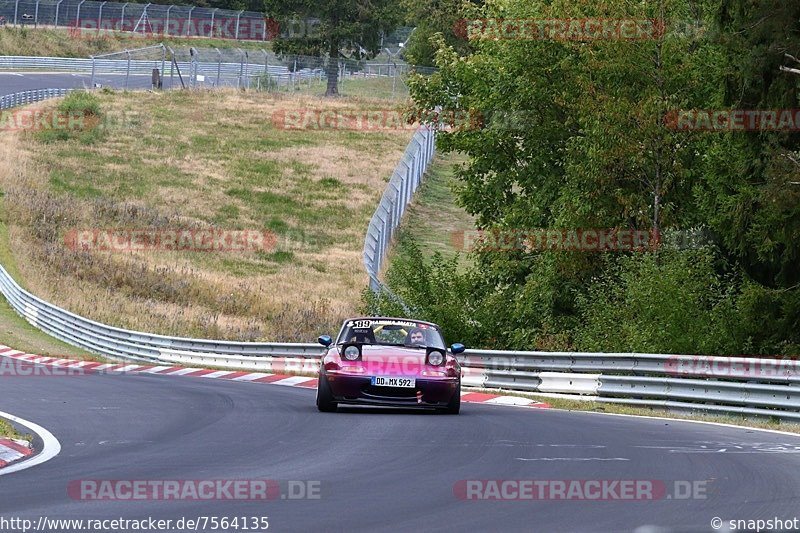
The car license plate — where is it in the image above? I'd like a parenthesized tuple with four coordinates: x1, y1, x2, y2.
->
(371, 376, 415, 388)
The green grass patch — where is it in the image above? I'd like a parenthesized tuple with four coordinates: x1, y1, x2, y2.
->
(469, 387, 800, 435)
(0, 217, 102, 359)
(0, 418, 23, 440)
(33, 91, 105, 145)
(389, 152, 474, 266)
(2, 89, 411, 341)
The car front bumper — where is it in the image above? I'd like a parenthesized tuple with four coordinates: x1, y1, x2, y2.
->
(324, 372, 459, 408)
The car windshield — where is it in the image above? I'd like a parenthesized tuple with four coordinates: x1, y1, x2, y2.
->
(337, 318, 446, 350)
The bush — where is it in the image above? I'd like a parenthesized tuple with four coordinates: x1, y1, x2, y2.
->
(363, 236, 481, 346)
(574, 248, 749, 355)
(33, 91, 104, 144)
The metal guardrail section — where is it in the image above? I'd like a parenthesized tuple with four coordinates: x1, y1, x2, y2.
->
(0, 55, 288, 75)
(0, 87, 73, 109)
(0, 264, 320, 363)
(460, 350, 800, 421)
(363, 126, 436, 292)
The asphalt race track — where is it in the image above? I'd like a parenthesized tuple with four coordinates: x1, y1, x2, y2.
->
(1, 354, 800, 532)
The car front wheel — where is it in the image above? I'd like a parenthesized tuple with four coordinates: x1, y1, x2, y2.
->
(442, 382, 461, 414)
(316, 371, 338, 412)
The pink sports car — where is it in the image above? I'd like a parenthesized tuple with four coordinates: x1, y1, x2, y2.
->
(316, 317, 464, 414)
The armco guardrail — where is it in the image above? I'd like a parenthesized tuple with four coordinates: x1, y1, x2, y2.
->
(363, 126, 436, 293)
(0, 55, 295, 76)
(0, 264, 320, 363)
(0, 258, 798, 420)
(461, 350, 800, 421)
(0, 88, 74, 109)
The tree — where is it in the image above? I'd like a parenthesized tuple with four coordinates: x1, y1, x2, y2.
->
(265, 0, 403, 96)
(400, 0, 479, 67)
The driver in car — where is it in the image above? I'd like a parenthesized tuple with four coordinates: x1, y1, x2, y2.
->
(406, 328, 427, 346)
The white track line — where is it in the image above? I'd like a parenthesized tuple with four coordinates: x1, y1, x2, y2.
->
(232, 373, 271, 381)
(200, 371, 235, 379)
(273, 376, 314, 386)
(0, 410, 61, 476)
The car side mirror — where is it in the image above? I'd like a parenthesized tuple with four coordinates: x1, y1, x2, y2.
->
(450, 343, 465, 354)
(318, 335, 332, 347)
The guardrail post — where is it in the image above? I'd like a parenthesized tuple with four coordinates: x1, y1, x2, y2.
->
(235, 10, 243, 40)
(262, 49, 268, 89)
(237, 47, 244, 89)
(76, 0, 86, 27)
(214, 47, 221, 86)
(125, 49, 131, 89)
(160, 45, 166, 88)
(120, 2, 128, 32)
(189, 47, 197, 87)
(186, 6, 194, 37)
(90, 55, 96, 87)
(165, 5, 172, 37)
(245, 51, 250, 89)
(139, 3, 151, 35)
(168, 46, 175, 89)
(97, 1, 106, 34)
(54, 0, 63, 26)
(209, 8, 218, 38)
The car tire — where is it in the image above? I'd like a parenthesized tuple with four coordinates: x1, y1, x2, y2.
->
(443, 382, 461, 414)
(316, 371, 338, 412)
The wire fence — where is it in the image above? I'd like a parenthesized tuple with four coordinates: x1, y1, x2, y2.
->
(89, 45, 432, 96)
(0, 0, 269, 40)
(0, 44, 434, 97)
(364, 126, 437, 294)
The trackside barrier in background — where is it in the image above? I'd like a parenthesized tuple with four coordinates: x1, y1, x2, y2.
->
(363, 125, 436, 294)
(0, 52, 436, 93)
(1, 257, 798, 421)
(0, 87, 73, 109)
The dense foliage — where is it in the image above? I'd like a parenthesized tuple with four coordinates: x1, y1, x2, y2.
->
(368, 0, 800, 355)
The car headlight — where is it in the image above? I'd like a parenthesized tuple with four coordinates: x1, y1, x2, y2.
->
(427, 350, 445, 366)
(343, 345, 360, 361)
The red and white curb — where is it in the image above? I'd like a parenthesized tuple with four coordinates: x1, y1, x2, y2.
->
(0, 437, 32, 468)
(0, 346, 549, 410)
